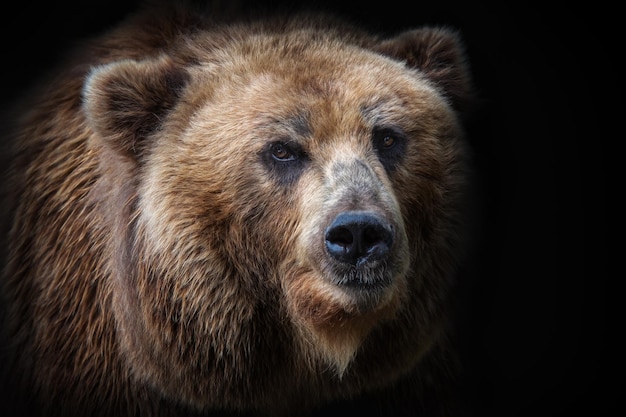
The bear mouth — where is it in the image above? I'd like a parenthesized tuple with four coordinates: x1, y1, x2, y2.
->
(329, 261, 393, 291)
(327, 261, 398, 313)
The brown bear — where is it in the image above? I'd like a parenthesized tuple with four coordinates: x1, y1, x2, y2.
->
(0, 1, 473, 416)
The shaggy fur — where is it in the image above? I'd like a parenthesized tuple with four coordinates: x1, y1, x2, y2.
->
(0, 1, 473, 416)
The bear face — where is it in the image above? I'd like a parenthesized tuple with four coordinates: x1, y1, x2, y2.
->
(1, 7, 472, 417)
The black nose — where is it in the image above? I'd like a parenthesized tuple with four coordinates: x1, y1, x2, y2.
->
(325, 211, 394, 267)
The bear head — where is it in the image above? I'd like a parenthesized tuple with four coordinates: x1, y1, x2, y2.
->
(82, 16, 472, 413)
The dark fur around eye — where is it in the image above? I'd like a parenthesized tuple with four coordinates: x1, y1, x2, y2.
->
(372, 127, 406, 171)
(261, 140, 308, 185)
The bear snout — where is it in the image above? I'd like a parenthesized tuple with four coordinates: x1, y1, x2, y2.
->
(321, 210, 399, 292)
(325, 211, 394, 270)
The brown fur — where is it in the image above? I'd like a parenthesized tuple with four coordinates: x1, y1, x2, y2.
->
(1, 2, 473, 416)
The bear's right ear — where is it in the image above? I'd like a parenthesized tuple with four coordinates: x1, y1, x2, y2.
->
(82, 56, 188, 158)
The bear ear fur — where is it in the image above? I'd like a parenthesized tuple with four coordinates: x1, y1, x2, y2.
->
(375, 27, 473, 113)
(82, 56, 188, 158)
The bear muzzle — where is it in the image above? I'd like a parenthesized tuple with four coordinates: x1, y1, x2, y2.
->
(324, 210, 394, 285)
(324, 210, 395, 291)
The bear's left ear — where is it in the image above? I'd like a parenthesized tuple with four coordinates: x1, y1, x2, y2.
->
(82, 55, 189, 159)
(375, 27, 473, 113)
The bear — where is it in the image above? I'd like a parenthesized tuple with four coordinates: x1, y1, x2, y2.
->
(0, 1, 473, 416)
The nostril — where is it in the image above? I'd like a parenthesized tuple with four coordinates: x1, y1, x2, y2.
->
(326, 226, 354, 247)
(363, 227, 382, 249)
(325, 211, 394, 266)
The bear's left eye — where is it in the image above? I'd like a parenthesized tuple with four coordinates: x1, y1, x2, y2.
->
(372, 127, 406, 171)
(380, 134, 395, 149)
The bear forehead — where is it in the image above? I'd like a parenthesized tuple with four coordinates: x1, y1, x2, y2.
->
(192, 34, 435, 99)
(183, 39, 448, 144)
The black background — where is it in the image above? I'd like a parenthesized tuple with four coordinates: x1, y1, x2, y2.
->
(0, 1, 617, 416)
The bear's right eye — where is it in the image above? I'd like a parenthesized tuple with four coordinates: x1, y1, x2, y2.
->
(262, 141, 308, 185)
(270, 142, 296, 161)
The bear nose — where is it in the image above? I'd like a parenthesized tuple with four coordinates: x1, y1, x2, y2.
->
(325, 211, 394, 267)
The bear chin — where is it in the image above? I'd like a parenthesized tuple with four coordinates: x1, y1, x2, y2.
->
(284, 267, 409, 376)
